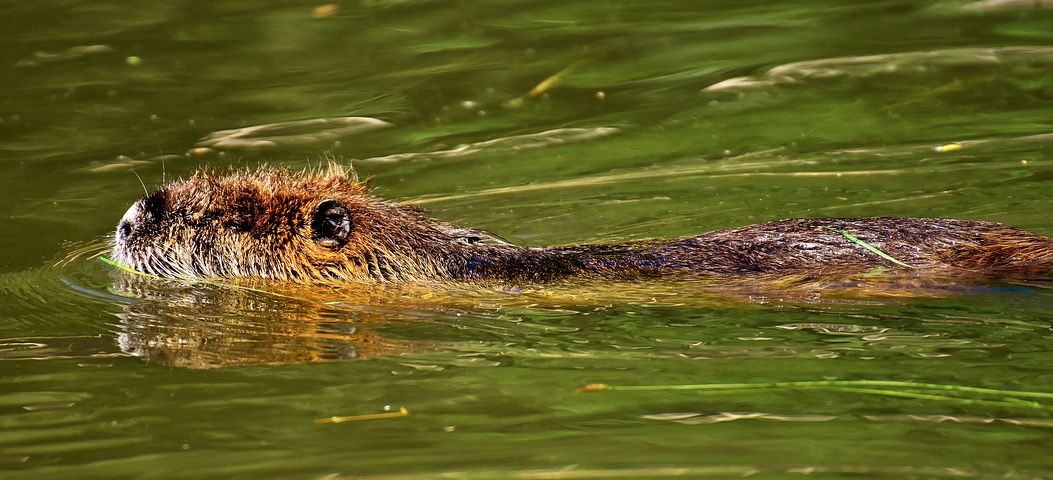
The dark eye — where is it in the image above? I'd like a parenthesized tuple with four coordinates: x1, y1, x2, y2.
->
(312, 199, 351, 248)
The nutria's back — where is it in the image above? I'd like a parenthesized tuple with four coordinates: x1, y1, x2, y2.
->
(111, 167, 1053, 285)
(651, 217, 1053, 275)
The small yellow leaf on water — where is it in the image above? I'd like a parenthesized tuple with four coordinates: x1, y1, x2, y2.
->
(313, 4, 339, 17)
(313, 406, 409, 424)
(933, 143, 962, 153)
(187, 147, 215, 157)
(575, 383, 608, 393)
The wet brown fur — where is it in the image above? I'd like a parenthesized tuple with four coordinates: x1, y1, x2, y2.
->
(112, 167, 1053, 285)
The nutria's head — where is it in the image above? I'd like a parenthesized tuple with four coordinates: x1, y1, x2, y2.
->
(112, 166, 479, 283)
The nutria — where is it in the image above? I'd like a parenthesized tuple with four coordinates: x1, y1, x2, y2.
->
(111, 166, 1053, 285)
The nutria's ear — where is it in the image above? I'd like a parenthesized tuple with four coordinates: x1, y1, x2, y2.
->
(312, 199, 351, 248)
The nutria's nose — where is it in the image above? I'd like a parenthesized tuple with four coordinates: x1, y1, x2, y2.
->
(116, 201, 141, 242)
(117, 221, 132, 239)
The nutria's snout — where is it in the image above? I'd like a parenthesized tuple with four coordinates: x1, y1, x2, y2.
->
(113, 188, 167, 267)
(115, 201, 139, 244)
(112, 199, 144, 267)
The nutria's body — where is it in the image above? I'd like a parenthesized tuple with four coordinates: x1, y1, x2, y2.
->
(112, 167, 1053, 285)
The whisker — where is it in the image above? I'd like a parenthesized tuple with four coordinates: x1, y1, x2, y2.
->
(153, 133, 165, 185)
(130, 168, 149, 196)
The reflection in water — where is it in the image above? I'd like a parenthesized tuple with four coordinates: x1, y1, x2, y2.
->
(643, 411, 1053, 430)
(99, 265, 1049, 369)
(703, 46, 1053, 92)
(190, 116, 393, 154)
(108, 276, 435, 369)
(332, 464, 1043, 479)
(15, 44, 114, 67)
(362, 127, 619, 163)
(964, 0, 1053, 10)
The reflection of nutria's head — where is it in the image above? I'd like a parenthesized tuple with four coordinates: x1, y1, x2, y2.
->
(108, 276, 434, 369)
(112, 166, 510, 284)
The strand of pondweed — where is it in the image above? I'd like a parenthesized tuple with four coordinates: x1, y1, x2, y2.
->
(578, 385, 1053, 411)
(578, 380, 1053, 402)
(819, 226, 917, 269)
(816, 387, 1051, 411)
(98, 256, 164, 279)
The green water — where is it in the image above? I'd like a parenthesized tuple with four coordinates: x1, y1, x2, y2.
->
(4, 1, 1053, 478)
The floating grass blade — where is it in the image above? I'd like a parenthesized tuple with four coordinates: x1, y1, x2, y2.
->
(579, 380, 1053, 399)
(97, 256, 304, 302)
(820, 226, 917, 269)
(577, 380, 1053, 411)
(818, 387, 1046, 410)
(313, 407, 409, 424)
(98, 256, 164, 279)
